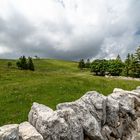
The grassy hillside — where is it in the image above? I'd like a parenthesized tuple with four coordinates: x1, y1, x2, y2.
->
(0, 58, 140, 125)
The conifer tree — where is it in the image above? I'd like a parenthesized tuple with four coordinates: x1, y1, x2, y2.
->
(116, 54, 121, 61)
(28, 57, 35, 71)
(18, 56, 27, 70)
(85, 59, 91, 68)
(16, 56, 35, 71)
(78, 59, 85, 70)
(135, 46, 140, 62)
(124, 53, 131, 76)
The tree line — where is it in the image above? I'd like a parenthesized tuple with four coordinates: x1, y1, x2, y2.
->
(78, 46, 140, 78)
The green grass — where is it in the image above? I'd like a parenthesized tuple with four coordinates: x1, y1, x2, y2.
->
(0, 58, 140, 125)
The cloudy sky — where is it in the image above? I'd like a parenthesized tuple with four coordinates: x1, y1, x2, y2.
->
(0, 0, 140, 60)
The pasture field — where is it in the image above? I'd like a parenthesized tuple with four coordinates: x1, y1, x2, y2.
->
(0, 58, 140, 125)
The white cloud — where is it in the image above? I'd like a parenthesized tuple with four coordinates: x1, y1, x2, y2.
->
(0, 45, 12, 54)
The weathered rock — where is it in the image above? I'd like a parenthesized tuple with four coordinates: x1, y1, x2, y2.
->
(137, 86, 140, 90)
(106, 96, 120, 128)
(1, 87, 140, 140)
(29, 89, 140, 140)
(101, 125, 115, 140)
(57, 91, 105, 140)
(28, 103, 83, 140)
(19, 122, 43, 140)
(28, 102, 54, 129)
(134, 133, 140, 140)
(113, 88, 124, 93)
(137, 118, 140, 132)
(133, 89, 140, 96)
(58, 88, 140, 140)
(0, 124, 19, 140)
(104, 89, 140, 140)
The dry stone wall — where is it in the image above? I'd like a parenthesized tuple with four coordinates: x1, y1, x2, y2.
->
(0, 87, 140, 140)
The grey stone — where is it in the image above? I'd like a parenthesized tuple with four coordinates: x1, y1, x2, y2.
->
(134, 133, 140, 140)
(136, 86, 140, 90)
(0, 124, 19, 140)
(57, 91, 104, 140)
(28, 102, 54, 129)
(105, 89, 140, 139)
(113, 88, 124, 93)
(19, 121, 43, 140)
(28, 103, 83, 140)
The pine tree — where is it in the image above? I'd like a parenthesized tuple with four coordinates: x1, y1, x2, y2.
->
(85, 59, 91, 68)
(78, 59, 85, 70)
(134, 47, 140, 77)
(20, 56, 28, 70)
(28, 57, 35, 71)
(135, 46, 140, 62)
(124, 53, 131, 76)
(129, 54, 139, 77)
(116, 54, 121, 61)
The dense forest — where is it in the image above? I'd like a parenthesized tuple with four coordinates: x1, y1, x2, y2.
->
(78, 46, 140, 78)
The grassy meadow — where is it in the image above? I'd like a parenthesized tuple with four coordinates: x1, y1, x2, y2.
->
(0, 58, 140, 126)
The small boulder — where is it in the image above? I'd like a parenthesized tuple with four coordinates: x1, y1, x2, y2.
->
(0, 124, 19, 140)
(28, 102, 54, 128)
(19, 122, 43, 140)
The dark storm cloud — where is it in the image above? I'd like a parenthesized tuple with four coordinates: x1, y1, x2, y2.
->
(0, 8, 102, 60)
(135, 30, 140, 35)
(0, 0, 140, 60)
(0, 12, 35, 57)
